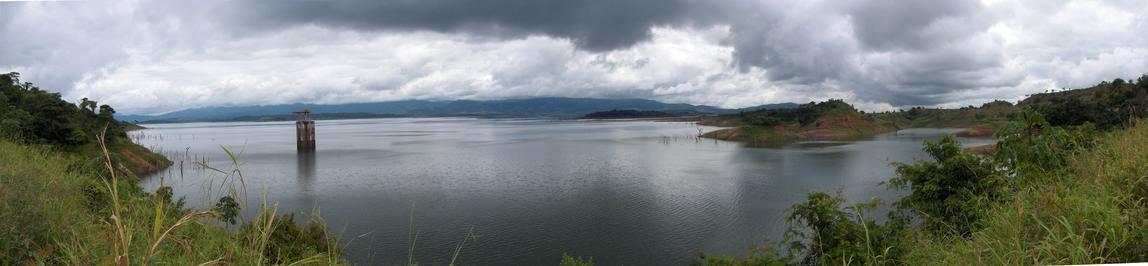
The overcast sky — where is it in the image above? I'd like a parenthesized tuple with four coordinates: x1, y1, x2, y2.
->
(1, 0, 1146, 115)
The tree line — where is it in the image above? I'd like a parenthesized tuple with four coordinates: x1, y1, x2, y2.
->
(698, 74, 1148, 265)
(737, 99, 858, 127)
(0, 72, 127, 148)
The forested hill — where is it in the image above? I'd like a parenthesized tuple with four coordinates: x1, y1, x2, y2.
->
(0, 72, 170, 175)
(0, 72, 126, 146)
(704, 74, 1148, 265)
(1, 72, 343, 264)
(117, 98, 799, 123)
(701, 74, 1148, 145)
(1019, 76, 1148, 129)
(880, 75, 1148, 130)
(702, 99, 899, 144)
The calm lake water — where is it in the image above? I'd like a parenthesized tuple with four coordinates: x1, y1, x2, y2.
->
(133, 118, 993, 265)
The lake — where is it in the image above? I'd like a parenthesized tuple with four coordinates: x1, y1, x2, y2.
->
(133, 118, 994, 265)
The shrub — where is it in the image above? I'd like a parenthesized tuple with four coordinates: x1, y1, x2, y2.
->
(239, 213, 338, 264)
(213, 196, 240, 225)
(784, 191, 902, 265)
(560, 253, 595, 266)
(888, 135, 1004, 237)
(993, 109, 1093, 179)
(693, 245, 787, 266)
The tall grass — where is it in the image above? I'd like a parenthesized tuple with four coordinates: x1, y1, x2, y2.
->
(0, 140, 97, 264)
(697, 120, 1148, 265)
(1, 126, 500, 264)
(900, 120, 1148, 264)
(0, 128, 344, 264)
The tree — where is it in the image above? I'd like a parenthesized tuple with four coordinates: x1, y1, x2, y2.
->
(993, 109, 1091, 178)
(887, 135, 1004, 236)
(98, 104, 115, 118)
(747, 115, 782, 127)
(0, 72, 127, 146)
(80, 97, 97, 113)
(784, 191, 901, 265)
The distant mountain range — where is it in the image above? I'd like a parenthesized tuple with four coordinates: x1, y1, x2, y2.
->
(118, 98, 798, 123)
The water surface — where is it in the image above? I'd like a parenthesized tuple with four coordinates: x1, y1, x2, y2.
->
(135, 118, 992, 265)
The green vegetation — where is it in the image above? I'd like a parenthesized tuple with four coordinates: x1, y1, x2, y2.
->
(739, 99, 859, 126)
(560, 253, 596, 266)
(702, 98, 1010, 144)
(1022, 76, 1148, 129)
(784, 192, 901, 265)
(0, 72, 170, 176)
(1, 72, 126, 147)
(0, 73, 343, 264)
(0, 138, 342, 264)
(7, 67, 1147, 264)
(876, 100, 1017, 129)
(887, 136, 1004, 237)
(702, 99, 898, 145)
(899, 119, 1148, 264)
(696, 74, 1148, 265)
(703, 75, 1148, 147)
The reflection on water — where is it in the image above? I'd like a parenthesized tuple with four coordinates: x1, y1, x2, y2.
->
(134, 119, 993, 265)
(297, 151, 317, 206)
(792, 141, 852, 148)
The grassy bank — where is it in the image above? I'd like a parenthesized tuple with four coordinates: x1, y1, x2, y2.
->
(697, 117, 1148, 265)
(68, 140, 173, 179)
(0, 139, 342, 264)
(699, 77, 1148, 265)
(2, 72, 339, 264)
(900, 120, 1148, 264)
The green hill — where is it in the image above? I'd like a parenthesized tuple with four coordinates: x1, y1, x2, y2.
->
(700, 99, 899, 145)
(0, 72, 342, 264)
(876, 100, 1017, 129)
(699, 74, 1148, 265)
(701, 74, 1148, 146)
(1020, 77, 1148, 129)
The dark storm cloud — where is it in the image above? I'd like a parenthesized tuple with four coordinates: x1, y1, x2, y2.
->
(720, 1, 858, 87)
(852, 0, 1020, 107)
(718, 0, 1020, 106)
(0, 0, 1017, 108)
(222, 0, 716, 52)
(0, 0, 1023, 106)
(0, 2, 135, 91)
(3, 0, 1145, 113)
(848, 0, 993, 52)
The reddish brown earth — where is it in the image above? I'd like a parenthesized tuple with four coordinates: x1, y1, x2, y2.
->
(701, 128, 744, 140)
(964, 144, 998, 156)
(799, 114, 898, 140)
(953, 127, 997, 137)
(114, 144, 172, 178)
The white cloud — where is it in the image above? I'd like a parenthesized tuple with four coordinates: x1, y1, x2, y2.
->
(70, 25, 783, 114)
(2, 0, 1147, 114)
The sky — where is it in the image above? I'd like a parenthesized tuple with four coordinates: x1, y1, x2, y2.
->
(1, 0, 1146, 115)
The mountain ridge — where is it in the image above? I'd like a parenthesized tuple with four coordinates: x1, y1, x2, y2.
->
(118, 97, 798, 123)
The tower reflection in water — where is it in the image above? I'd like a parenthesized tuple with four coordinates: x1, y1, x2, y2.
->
(296, 151, 317, 205)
